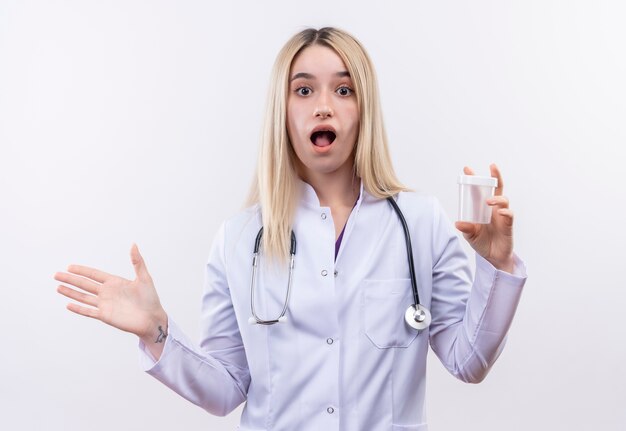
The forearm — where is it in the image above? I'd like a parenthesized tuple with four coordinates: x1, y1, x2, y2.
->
(139, 318, 250, 416)
(432, 254, 526, 382)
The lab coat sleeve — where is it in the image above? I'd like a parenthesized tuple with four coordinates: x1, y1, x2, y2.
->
(138, 222, 250, 416)
(427, 199, 527, 383)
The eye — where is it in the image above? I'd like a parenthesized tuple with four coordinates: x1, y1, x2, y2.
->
(296, 86, 312, 96)
(337, 86, 353, 96)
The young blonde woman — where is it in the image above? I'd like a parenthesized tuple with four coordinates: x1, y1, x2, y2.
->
(55, 27, 527, 430)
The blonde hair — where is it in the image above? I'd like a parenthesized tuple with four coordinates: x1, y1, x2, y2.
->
(247, 27, 408, 263)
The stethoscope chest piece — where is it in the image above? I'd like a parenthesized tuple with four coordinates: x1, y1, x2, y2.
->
(405, 304, 431, 331)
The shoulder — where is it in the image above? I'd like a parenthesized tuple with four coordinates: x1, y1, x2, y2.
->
(395, 190, 437, 207)
(223, 203, 261, 228)
(360, 188, 443, 224)
(219, 204, 262, 246)
(393, 190, 442, 221)
(206, 204, 261, 257)
(388, 190, 454, 241)
(360, 189, 446, 235)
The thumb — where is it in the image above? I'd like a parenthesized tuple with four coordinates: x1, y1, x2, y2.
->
(130, 243, 151, 281)
(455, 221, 478, 239)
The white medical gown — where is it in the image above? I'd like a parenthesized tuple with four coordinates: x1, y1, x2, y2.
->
(139, 180, 527, 431)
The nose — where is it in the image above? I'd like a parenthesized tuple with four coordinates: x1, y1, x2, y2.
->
(315, 107, 333, 119)
(314, 92, 334, 119)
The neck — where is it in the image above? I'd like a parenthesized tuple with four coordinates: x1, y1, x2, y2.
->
(300, 163, 360, 208)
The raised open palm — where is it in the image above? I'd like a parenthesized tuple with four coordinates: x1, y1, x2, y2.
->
(55, 244, 167, 340)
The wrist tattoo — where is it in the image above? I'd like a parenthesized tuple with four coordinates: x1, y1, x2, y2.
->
(155, 325, 168, 343)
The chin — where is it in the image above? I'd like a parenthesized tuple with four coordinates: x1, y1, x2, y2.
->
(303, 157, 353, 177)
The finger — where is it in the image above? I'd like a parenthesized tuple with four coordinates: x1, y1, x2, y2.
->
(486, 195, 510, 209)
(496, 208, 514, 226)
(66, 264, 114, 284)
(455, 221, 478, 237)
(57, 284, 98, 307)
(54, 272, 100, 295)
(490, 163, 504, 196)
(463, 166, 476, 175)
(130, 243, 151, 282)
(66, 302, 99, 319)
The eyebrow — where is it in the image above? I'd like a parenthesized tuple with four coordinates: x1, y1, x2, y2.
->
(290, 71, 351, 82)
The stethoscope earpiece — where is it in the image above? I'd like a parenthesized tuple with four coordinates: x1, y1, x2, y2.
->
(405, 304, 431, 331)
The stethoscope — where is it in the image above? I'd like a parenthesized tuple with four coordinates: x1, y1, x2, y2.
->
(248, 196, 432, 331)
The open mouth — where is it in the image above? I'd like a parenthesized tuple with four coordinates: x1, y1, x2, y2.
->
(310, 130, 336, 147)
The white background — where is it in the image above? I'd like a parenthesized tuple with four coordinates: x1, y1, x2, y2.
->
(1, 0, 625, 429)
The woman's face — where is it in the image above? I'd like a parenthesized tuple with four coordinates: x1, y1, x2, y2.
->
(287, 44, 359, 180)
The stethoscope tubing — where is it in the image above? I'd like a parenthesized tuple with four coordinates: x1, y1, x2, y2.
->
(250, 228, 296, 325)
(385, 196, 421, 307)
(249, 195, 428, 329)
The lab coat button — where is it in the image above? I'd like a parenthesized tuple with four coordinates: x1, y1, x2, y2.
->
(321, 213, 327, 220)
(321, 270, 328, 276)
(334, 270, 338, 277)
(327, 407, 335, 414)
(326, 337, 334, 345)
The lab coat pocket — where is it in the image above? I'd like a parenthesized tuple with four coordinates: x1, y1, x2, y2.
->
(362, 279, 418, 348)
